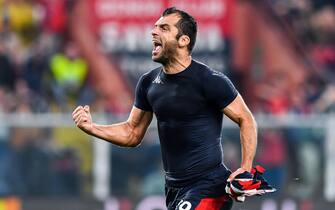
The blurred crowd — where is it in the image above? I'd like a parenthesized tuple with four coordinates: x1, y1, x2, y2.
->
(0, 0, 95, 114)
(227, 0, 335, 115)
(0, 0, 334, 208)
(0, 0, 94, 197)
(263, 0, 335, 114)
(0, 0, 334, 115)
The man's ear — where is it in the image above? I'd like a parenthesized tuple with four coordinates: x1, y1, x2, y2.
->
(178, 35, 190, 48)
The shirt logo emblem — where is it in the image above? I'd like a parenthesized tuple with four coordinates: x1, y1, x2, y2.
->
(152, 75, 164, 84)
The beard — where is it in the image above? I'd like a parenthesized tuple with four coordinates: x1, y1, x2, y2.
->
(153, 40, 178, 65)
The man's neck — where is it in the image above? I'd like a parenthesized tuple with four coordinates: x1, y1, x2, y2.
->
(163, 55, 192, 74)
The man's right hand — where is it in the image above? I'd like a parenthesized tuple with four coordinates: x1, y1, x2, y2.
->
(72, 105, 93, 133)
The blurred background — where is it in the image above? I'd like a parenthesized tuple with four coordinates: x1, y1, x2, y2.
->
(0, 0, 335, 209)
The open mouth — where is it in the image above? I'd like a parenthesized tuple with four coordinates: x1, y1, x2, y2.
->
(152, 41, 162, 55)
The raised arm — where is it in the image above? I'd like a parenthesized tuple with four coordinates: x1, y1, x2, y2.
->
(223, 94, 258, 181)
(72, 105, 153, 147)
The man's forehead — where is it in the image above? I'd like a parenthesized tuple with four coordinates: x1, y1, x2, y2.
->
(155, 13, 180, 26)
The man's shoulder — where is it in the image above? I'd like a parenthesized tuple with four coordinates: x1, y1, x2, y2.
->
(141, 67, 162, 80)
(192, 60, 226, 78)
(137, 67, 162, 88)
(192, 59, 210, 70)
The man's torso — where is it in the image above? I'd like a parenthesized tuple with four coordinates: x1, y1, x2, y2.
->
(135, 60, 238, 186)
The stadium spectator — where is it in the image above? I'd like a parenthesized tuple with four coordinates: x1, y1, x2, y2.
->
(22, 42, 49, 96)
(49, 41, 89, 110)
(2, 0, 41, 45)
(0, 42, 16, 91)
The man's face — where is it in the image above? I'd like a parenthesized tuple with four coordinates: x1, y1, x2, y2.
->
(151, 14, 181, 64)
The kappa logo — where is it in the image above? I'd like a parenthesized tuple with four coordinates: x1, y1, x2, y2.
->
(152, 75, 164, 84)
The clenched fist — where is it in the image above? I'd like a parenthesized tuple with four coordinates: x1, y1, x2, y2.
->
(72, 105, 93, 133)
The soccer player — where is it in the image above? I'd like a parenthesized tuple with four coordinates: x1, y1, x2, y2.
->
(72, 7, 257, 210)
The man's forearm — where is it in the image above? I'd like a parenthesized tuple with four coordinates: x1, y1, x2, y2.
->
(239, 116, 258, 171)
(87, 122, 141, 147)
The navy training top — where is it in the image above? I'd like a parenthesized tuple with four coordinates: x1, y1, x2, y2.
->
(134, 60, 238, 187)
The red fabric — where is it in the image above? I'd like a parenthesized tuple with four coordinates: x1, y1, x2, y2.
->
(195, 195, 229, 210)
(238, 180, 261, 190)
(255, 165, 265, 174)
(238, 180, 253, 187)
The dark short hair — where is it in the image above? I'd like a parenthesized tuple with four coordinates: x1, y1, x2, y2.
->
(162, 7, 197, 53)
